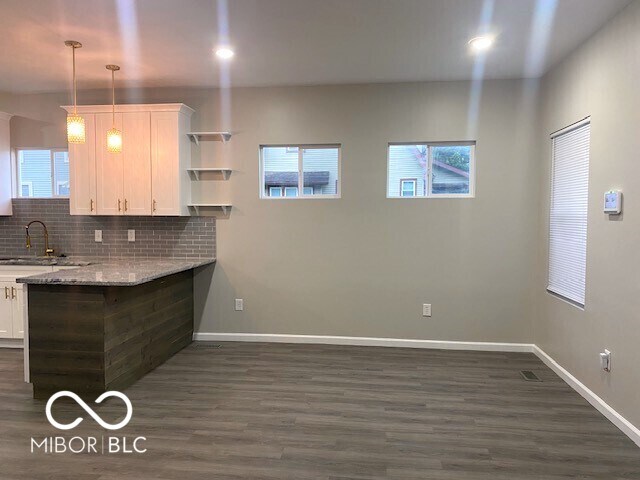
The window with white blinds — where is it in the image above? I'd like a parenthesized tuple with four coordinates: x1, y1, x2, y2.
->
(547, 120, 591, 307)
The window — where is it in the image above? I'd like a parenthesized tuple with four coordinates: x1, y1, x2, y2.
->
(21, 182, 33, 197)
(387, 143, 475, 198)
(548, 120, 591, 307)
(269, 187, 283, 197)
(400, 179, 417, 197)
(260, 145, 340, 199)
(15, 149, 69, 198)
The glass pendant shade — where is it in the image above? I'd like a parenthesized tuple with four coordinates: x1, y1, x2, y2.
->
(67, 114, 85, 144)
(106, 64, 122, 154)
(107, 128, 122, 153)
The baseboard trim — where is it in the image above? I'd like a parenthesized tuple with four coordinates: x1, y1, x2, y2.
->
(533, 345, 640, 448)
(193, 332, 535, 352)
(0, 339, 23, 349)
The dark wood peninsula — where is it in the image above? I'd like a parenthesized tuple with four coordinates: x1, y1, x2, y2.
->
(17, 258, 214, 399)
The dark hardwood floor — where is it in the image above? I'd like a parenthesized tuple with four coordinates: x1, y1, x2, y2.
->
(1, 342, 639, 479)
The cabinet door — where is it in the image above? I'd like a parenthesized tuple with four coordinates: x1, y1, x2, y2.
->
(151, 112, 181, 215)
(0, 283, 13, 338)
(122, 112, 152, 215)
(0, 116, 12, 216)
(11, 284, 23, 339)
(96, 112, 124, 215)
(69, 114, 97, 215)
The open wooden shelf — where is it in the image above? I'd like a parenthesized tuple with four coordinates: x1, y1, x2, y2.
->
(187, 203, 232, 215)
(187, 168, 232, 180)
(187, 131, 232, 145)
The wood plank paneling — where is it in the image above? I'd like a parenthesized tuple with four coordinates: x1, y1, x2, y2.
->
(28, 270, 194, 398)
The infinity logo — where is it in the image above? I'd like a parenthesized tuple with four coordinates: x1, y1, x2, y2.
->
(46, 391, 133, 431)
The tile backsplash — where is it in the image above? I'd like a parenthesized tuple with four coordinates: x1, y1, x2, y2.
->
(0, 199, 216, 258)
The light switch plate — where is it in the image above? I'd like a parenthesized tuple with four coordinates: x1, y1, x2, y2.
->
(423, 304, 432, 317)
(95, 230, 103, 242)
(128, 229, 136, 242)
(235, 299, 244, 311)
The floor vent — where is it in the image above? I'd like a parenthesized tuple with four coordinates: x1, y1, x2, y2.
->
(520, 370, 541, 382)
(194, 343, 222, 349)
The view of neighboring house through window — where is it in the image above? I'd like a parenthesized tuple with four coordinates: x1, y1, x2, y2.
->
(261, 145, 340, 198)
(387, 143, 475, 198)
(15, 149, 69, 198)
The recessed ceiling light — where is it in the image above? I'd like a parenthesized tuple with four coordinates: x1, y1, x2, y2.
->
(215, 47, 235, 60)
(468, 36, 494, 53)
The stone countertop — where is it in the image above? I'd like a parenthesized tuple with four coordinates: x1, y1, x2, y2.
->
(15, 257, 216, 286)
(0, 256, 94, 267)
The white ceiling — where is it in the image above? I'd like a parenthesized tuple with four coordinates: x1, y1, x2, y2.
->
(0, 0, 631, 93)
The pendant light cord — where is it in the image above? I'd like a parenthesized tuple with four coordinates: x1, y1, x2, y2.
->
(111, 69, 115, 125)
(72, 46, 77, 115)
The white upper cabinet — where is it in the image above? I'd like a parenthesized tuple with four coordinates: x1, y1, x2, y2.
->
(69, 113, 96, 215)
(63, 104, 193, 216)
(96, 112, 124, 215)
(123, 112, 152, 215)
(0, 112, 12, 216)
(151, 111, 191, 216)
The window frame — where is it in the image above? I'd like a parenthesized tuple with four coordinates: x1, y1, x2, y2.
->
(269, 186, 283, 197)
(259, 144, 342, 200)
(387, 141, 476, 199)
(284, 186, 298, 197)
(56, 180, 70, 196)
(14, 148, 70, 199)
(400, 178, 417, 197)
(20, 181, 33, 197)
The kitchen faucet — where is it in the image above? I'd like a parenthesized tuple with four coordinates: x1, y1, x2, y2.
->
(25, 220, 54, 257)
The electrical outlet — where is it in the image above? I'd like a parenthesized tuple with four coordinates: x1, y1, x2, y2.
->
(422, 304, 432, 317)
(600, 349, 611, 372)
(94, 230, 102, 242)
(128, 229, 136, 242)
(235, 298, 244, 311)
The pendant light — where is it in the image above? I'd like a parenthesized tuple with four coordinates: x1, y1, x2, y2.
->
(65, 40, 85, 144)
(105, 64, 122, 153)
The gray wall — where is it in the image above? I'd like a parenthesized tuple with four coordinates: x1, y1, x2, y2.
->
(0, 79, 540, 343)
(201, 81, 540, 342)
(536, 0, 640, 427)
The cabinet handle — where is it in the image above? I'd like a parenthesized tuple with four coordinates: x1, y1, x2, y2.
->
(124, 199, 128, 212)
(90, 199, 94, 212)
(153, 199, 157, 213)
(4, 287, 8, 299)
(11, 287, 16, 299)
(118, 199, 122, 212)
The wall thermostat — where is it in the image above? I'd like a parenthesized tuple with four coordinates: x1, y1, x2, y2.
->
(603, 190, 622, 214)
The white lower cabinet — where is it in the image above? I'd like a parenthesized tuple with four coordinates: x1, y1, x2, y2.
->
(12, 284, 24, 338)
(0, 266, 67, 340)
(0, 266, 79, 383)
(0, 281, 23, 339)
(0, 282, 13, 338)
